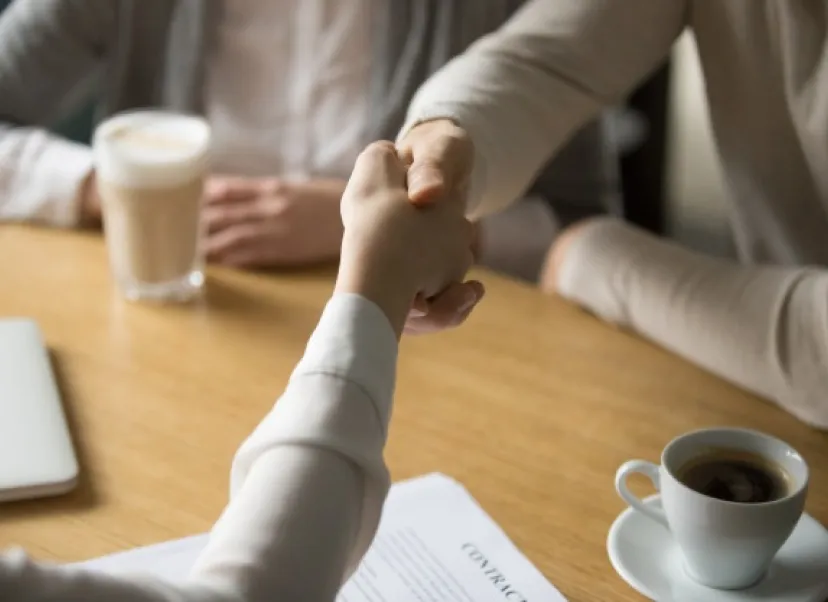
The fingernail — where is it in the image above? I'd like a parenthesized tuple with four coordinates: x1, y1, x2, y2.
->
(409, 170, 439, 197)
(408, 172, 426, 195)
(459, 291, 478, 313)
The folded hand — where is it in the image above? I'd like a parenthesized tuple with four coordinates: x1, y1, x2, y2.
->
(396, 120, 483, 334)
(204, 176, 345, 267)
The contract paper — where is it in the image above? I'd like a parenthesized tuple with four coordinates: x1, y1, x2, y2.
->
(80, 473, 567, 602)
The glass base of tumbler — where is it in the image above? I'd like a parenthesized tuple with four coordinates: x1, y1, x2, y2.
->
(119, 270, 204, 303)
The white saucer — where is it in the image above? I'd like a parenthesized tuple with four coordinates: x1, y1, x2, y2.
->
(607, 495, 828, 602)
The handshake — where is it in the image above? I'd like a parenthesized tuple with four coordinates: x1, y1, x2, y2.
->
(335, 127, 483, 338)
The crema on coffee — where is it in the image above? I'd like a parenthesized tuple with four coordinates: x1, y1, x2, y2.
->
(676, 448, 792, 503)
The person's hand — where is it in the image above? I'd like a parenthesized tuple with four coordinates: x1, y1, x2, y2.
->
(396, 119, 483, 333)
(203, 176, 345, 267)
(335, 141, 484, 337)
(396, 119, 474, 206)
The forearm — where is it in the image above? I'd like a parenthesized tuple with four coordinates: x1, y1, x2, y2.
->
(556, 219, 828, 429)
(335, 235, 419, 339)
(400, 0, 685, 219)
(1, 295, 397, 601)
(189, 448, 362, 601)
(197, 294, 397, 595)
(0, 552, 235, 602)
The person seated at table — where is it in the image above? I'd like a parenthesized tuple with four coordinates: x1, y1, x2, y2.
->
(391, 1, 828, 331)
(539, 218, 828, 431)
(0, 0, 616, 277)
(0, 141, 483, 601)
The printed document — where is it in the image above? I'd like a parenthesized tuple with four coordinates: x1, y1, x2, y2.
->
(80, 473, 567, 602)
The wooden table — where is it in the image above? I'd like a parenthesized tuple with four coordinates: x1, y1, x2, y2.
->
(1, 225, 826, 601)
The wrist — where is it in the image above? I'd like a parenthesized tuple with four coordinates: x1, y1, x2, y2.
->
(335, 244, 417, 339)
(78, 170, 102, 228)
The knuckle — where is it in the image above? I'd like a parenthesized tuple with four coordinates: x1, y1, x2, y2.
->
(204, 180, 224, 199)
(363, 140, 397, 159)
(233, 223, 263, 244)
(265, 202, 287, 220)
(258, 195, 287, 219)
(224, 231, 247, 248)
(202, 206, 220, 224)
(213, 207, 234, 225)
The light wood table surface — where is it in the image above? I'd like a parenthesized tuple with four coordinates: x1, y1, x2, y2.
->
(1, 225, 826, 602)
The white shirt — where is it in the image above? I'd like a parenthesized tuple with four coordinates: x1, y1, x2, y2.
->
(206, 0, 374, 179)
(0, 0, 375, 224)
(0, 293, 398, 602)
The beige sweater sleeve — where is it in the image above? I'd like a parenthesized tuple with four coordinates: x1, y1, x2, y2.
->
(400, 0, 687, 219)
(556, 219, 828, 430)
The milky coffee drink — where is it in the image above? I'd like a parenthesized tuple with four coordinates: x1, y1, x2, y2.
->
(93, 112, 210, 301)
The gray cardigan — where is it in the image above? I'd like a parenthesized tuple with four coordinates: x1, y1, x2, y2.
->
(0, 0, 617, 221)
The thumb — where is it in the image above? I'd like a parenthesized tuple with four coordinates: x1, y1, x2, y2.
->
(407, 159, 447, 206)
(398, 119, 473, 207)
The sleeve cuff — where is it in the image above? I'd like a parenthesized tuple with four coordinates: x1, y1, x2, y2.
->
(231, 293, 398, 487)
(293, 293, 398, 424)
(5, 131, 93, 228)
(555, 217, 636, 325)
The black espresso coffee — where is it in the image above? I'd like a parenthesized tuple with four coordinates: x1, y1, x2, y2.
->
(676, 449, 791, 503)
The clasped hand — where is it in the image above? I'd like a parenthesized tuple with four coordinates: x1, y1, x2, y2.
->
(335, 141, 484, 337)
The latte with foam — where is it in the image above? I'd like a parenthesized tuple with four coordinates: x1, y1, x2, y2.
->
(93, 111, 210, 301)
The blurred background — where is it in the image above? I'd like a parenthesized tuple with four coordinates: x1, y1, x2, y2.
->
(666, 32, 731, 258)
(0, 0, 731, 262)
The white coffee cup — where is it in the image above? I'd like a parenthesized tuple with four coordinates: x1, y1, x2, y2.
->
(615, 427, 808, 590)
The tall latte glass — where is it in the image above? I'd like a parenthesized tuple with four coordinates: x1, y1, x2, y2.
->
(93, 111, 210, 302)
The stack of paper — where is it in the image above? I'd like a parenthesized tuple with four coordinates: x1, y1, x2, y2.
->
(81, 473, 567, 601)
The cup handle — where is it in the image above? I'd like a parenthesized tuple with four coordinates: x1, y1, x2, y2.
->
(615, 460, 668, 528)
